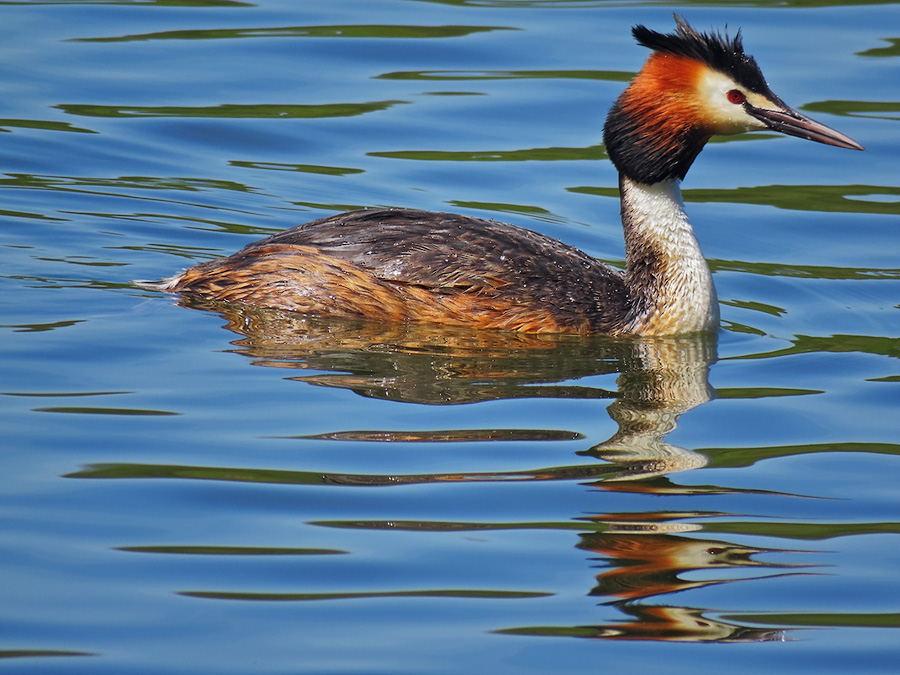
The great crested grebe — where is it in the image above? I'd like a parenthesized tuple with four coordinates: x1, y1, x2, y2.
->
(140, 15, 863, 335)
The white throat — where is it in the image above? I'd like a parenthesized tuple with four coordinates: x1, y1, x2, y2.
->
(618, 177, 719, 335)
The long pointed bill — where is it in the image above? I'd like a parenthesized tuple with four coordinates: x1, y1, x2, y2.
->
(747, 104, 864, 151)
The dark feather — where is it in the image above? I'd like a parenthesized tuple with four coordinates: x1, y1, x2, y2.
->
(633, 14, 774, 98)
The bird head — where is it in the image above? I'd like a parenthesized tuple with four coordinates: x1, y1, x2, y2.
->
(604, 15, 863, 184)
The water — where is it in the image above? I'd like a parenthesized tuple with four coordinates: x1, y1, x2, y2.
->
(1, 0, 898, 673)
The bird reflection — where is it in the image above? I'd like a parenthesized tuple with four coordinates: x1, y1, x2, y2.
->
(154, 301, 797, 642)
(188, 300, 716, 480)
(567, 514, 810, 642)
(550, 605, 786, 643)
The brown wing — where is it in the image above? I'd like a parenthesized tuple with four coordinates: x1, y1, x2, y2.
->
(163, 209, 629, 333)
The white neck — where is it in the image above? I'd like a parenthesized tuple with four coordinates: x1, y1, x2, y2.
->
(618, 177, 719, 335)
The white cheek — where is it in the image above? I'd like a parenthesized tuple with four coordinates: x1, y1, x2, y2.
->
(697, 70, 768, 134)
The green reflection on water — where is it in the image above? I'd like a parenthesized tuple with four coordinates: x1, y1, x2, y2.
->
(734, 334, 900, 359)
(370, 144, 606, 162)
(721, 612, 900, 628)
(721, 299, 787, 317)
(707, 520, 900, 540)
(376, 69, 633, 82)
(715, 387, 822, 398)
(0, 208, 66, 221)
(447, 201, 556, 220)
(74, 24, 513, 43)
(56, 100, 406, 119)
(0, 650, 95, 660)
(0, 173, 254, 194)
(858, 37, 900, 58)
(715, 260, 899, 281)
(573, 184, 900, 215)
(181, 589, 551, 602)
(230, 160, 364, 176)
(804, 99, 900, 120)
(118, 545, 347, 555)
(0, 118, 95, 134)
(65, 461, 622, 485)
(706, 441, 900, 468)
(34, 407, 179, 416)
(2, 319, 85, 333)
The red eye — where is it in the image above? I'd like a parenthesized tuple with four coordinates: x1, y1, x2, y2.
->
(727, 89, 746, 104)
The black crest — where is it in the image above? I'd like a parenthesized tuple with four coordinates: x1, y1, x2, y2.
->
(633, 14, 770, 95)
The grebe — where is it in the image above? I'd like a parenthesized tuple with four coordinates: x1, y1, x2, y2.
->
(141, 16, 863, 335)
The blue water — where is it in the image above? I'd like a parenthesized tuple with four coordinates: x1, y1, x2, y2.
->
(2, 1, 899, 673)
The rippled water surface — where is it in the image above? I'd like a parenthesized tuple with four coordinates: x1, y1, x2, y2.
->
(2, 0, 899, 673)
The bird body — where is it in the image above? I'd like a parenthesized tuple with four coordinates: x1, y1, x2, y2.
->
(156, 208, 628, 333)
(140, 16, 862, 336)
